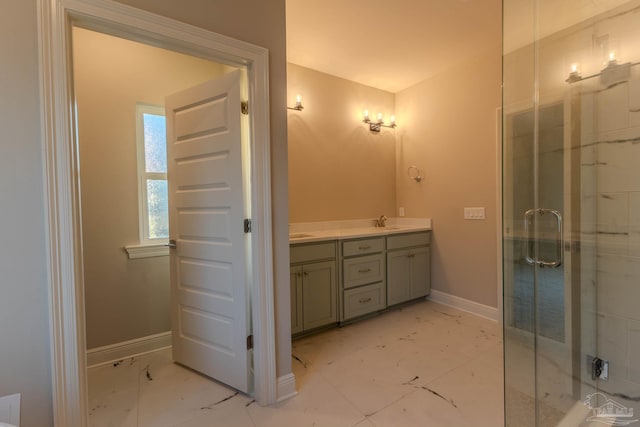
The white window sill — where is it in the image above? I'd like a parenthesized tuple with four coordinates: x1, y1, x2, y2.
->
(125, 243, 169, 259)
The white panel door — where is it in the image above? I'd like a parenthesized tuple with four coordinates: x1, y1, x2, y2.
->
(166, 70, 251, 393)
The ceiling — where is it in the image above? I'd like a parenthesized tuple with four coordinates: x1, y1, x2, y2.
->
(286, 0, 634, 93)
(285, 0, 502, 93)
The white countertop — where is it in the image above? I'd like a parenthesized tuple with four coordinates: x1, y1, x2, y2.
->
(289, 217, 432, 244)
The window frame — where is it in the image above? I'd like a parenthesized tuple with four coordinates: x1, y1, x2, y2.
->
(135, 103, 169, 247)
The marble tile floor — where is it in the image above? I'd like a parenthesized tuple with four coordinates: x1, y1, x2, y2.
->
(88, 300, 504, 427)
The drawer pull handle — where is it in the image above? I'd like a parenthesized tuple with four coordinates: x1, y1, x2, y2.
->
(303, 271, 309, 276)
(359, 297, 373, 304)
(358, 268, 372, 273)
(407, 254, 415, 258)
(358, 245, 372, 250)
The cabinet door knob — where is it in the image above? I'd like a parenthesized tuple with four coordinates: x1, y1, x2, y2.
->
(303, 271, 309, 276)
(407, 253, 415, 258)
(358, 268, 372, 273)
(358, 245, 371, 250)
(358, 297, 372, 304)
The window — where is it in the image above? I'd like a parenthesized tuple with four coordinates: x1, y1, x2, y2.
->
(136, 104, 169, 245)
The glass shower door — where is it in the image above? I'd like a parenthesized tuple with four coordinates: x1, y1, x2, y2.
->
(503, 0, 640, 426)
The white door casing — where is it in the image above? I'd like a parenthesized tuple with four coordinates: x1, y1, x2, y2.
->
(166, 71, 252, 393)
(38, 1, 278, 425)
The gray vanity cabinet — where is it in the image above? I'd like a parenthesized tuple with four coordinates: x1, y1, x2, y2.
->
(290, 242, 338, 335)
(386, 232, 431, 306)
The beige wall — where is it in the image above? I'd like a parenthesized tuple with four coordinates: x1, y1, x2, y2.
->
(395, 49, 502, 307)
(73, 27, 229, 349)
(0, 1, 288, 424)
(287, 63, 396, 222)
(0, 2, 53, 426)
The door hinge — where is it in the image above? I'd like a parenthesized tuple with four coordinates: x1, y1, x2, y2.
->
(246, 334, 254, 350)
(244, 218, 252, 233)
(241, 101, 249, 115)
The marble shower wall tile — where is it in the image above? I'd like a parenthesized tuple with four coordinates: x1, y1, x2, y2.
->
(629, 79, 640, 127)
(596, 192, 629, 255)
(627, 192, 640, 256)
(595, 127, 640, 194)
(596, 313, 629, 384)
(596, 83, 629, 134)
(596, 254, 640, 321)
(628, 320, 640, 384)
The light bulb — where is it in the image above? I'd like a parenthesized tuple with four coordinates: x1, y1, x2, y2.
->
(364, 110, 369, 120)
(377, 112, 383, 122)
(571, 64, 578, 73)
(390, 115, 396, 124)
(296, 94, 301, 104)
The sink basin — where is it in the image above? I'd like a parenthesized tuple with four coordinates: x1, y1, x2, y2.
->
(289, 233, 314, 239)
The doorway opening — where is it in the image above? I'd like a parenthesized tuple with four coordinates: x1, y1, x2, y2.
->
(72, 26, 254, 419)
(38, 1, 276, 424)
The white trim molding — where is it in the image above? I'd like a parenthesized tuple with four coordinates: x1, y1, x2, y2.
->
(428, 289, 499, 322)
(124, 243, 169, 259)
(38, 0, 278, 424)
(86, 332, 172, 368)
(276, 373, 298, 402)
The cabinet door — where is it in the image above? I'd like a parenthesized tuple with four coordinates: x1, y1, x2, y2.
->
(302, 260, 337, 330)
(387, 249, 412, 305)
(410, 246, 430, 298)
(290, 266, 303, 335)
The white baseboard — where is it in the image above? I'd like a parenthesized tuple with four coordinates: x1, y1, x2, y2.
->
(87, 332, 172, 368)
(276, 373, 297, 402)
(428, 289, 499, 322)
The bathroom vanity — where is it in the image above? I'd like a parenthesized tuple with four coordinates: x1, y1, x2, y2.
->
(289, 219, 432, 337)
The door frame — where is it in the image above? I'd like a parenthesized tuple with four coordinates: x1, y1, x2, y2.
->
(37, 0, 277, 425)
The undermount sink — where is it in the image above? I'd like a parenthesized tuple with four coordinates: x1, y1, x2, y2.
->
(289, 233, 314, 239)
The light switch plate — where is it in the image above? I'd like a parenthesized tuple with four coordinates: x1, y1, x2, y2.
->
(0, 394, 20, 426)
(464, 207, 485, 220)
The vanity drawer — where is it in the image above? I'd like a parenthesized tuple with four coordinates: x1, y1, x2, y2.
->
(290, 241, 336, 264)
(387, 231, 431, 250)
(343, 253, 385, 289)
(343, 282, 386, 320)
(342, 237, 385, 257)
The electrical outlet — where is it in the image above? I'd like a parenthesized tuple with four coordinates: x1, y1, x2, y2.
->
(464, 207, 485, 220)
(399, 207, 405, 217)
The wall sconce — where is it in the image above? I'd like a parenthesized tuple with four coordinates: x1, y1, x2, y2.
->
(287, 95, 304, 111)
(363, 110, 396, 132)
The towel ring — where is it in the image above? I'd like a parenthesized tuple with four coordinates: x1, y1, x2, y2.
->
(407, 165, 423, 182)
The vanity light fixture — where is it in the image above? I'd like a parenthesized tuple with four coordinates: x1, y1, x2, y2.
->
(565, 53, 638, 85)
(363, 110, 396, 132)
(287, 94, 304, 111)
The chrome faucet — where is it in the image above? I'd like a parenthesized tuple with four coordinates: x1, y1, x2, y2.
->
(375, 215, 388, 227)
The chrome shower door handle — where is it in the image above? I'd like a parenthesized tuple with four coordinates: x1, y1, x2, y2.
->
(523, 208, 563, 268)
(538, 208, 563, 268)
(524, 209, 536, 266)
